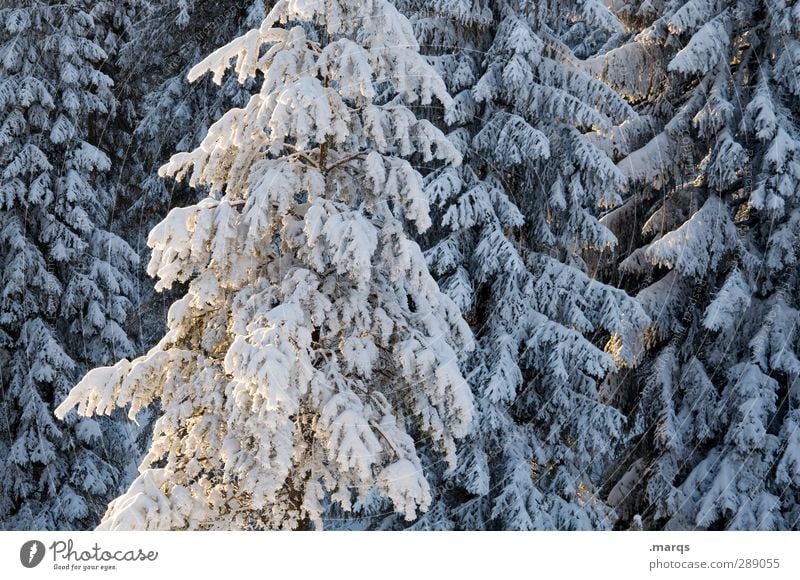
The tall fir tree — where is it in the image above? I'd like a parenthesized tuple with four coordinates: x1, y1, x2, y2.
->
(363, 0, 651, 531)
(57, 0, 476, 530)
(0, 1, 140, 529)
(594, 0, 800, 530)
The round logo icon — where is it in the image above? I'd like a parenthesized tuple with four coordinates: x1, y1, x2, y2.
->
(20, 540, 46, 568)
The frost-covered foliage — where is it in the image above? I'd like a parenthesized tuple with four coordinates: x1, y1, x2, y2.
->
(596, 0, 800, 530)
(110, 0, 269, 350)
(1, 0, 796, 533)
(364, 0, 651, 531)
(118, 0, 267, 228)
(57, 0, 476, 530)
(0, 1, 140, 529)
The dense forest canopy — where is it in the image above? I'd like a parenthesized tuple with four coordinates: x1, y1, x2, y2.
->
(0, 0, 796, 531)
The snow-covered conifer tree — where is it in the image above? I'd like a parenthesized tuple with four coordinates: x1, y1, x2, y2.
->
(57, 0, 475, 530)
(369, 0, 650, 531)
(0, 1, 139, 529)
(596, 0, 800, 530)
